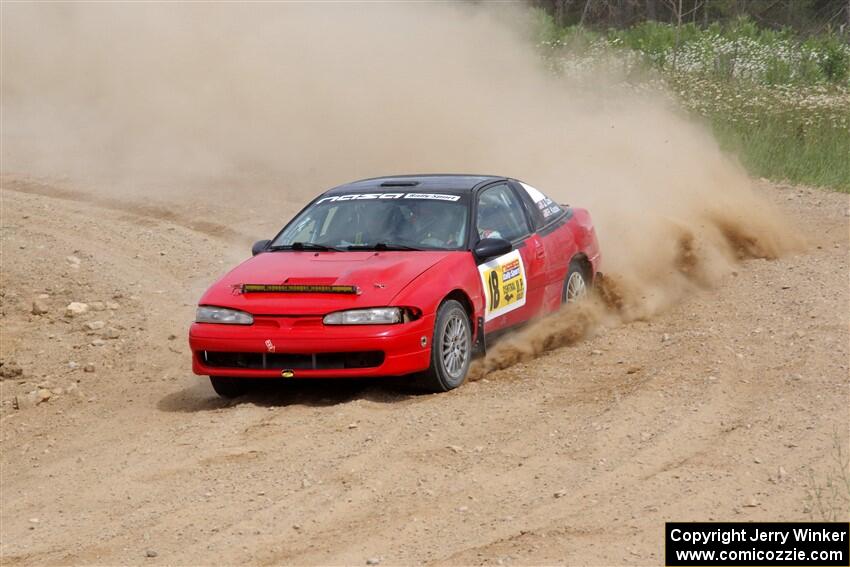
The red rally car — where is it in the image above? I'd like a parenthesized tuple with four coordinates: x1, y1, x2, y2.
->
(190, 175, 601, 398)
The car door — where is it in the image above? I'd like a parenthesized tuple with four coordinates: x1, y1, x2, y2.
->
(474, 183, 546, 333)
(513, 181, 578, 313)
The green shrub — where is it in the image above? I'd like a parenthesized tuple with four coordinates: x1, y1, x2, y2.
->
(818, 37, 850, 83)
(765, 58, 793, 85)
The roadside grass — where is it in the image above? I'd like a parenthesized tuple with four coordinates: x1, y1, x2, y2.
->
(532, 11, 850, 192)
(671, 77, 850, 192)
(709, 114, 850, 192)
(806, 432, 850, 522)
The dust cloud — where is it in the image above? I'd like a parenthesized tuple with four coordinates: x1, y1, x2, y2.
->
(2, 2, 799, 375)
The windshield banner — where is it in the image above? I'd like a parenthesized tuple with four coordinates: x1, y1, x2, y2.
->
(316, 193, 461, 204)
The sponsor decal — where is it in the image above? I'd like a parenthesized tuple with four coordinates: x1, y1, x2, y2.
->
(240, 283, 360, 294)
(316, 192, 460, 204)
(316, 193, 403, 204)
(541, 205, 562, 218)
(403, 193, 460, 201)
(502, 259, 521, 282)
(478, 249, 527, 322)
(519, 182, 562, 217)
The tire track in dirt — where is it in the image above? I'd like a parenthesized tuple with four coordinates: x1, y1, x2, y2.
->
(2, 176, 248, 242)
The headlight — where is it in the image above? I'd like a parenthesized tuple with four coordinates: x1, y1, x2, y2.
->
(323, 307, 402, 325)
(195, 306, 254, 325)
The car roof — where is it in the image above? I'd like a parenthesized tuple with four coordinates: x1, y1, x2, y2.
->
(324, 174, 509, 195)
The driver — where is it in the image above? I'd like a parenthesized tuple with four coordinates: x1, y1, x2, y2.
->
(395, 201, 466, 248)
(421, 205, 465, 248)
(394, 201, 431, 244)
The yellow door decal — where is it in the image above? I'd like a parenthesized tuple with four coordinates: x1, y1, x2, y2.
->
(478, 249, 527, 322)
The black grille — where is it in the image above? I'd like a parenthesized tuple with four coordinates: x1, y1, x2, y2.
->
(202, 351, 384, 370)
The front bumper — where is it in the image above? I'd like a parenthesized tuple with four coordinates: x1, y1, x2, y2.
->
(189, 313, 434, 379)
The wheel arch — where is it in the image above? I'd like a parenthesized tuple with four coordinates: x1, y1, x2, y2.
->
(443, 288, 475, 324)
(569, 252, 594, 283)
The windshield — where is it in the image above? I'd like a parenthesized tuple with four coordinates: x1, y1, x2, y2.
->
(271, 193, 469, 251)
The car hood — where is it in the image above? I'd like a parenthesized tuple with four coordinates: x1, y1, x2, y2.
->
(199, 250, 454, 315)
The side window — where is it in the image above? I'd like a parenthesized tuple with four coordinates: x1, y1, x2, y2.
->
(518, 181, 563, 226)
(476, 184, 531, 242)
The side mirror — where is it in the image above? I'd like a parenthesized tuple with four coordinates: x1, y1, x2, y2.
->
(252, 239, 271, 256)
(473, 237, 512, 261)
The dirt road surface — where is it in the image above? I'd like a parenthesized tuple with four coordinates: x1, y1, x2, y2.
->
(1, 177, 848, 565)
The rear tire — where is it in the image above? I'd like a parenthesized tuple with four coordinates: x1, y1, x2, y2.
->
(562, 258, 591, 304)
(210, 376, 250, 398)
(418, 300, 472, 392)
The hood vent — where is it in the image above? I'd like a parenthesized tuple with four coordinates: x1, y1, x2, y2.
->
(285, 277, 337, 285)
(380, 180, 420, 187)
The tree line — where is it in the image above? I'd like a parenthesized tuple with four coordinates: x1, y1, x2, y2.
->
(531, 0, 850, 35)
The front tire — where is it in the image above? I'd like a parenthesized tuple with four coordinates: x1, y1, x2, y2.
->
(419, 300, 472, 392)
(210, 376, 251, 398)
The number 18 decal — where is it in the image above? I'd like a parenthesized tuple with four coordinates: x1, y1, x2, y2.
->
(478, 249, 526, 322)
